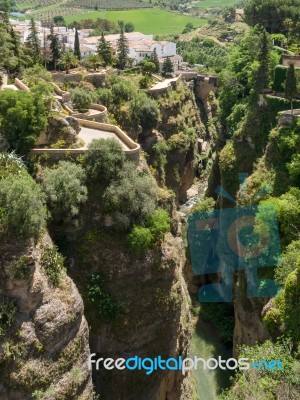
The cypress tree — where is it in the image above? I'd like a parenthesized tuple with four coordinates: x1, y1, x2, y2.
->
(255, 29, 271, 92)
(47, 26, 61, 70)
(162, 56, 174, 76)
(74, 28, 81, 60)
(97, 32, 112, 66)
(285, 63, 297, 114)
(25, 18, 41, 63)
(151, 48, 160, 72)
(117, 27, 129, 70)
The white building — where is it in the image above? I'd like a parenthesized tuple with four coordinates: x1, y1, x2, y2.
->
(81, 31, 182, 68)
(9, 23, 182, 69)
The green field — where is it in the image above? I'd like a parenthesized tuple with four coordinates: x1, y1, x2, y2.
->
(65, 8, 207, 34)
(195, 0, 239, 8)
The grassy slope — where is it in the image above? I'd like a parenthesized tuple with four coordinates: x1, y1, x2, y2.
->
(195, 0, 239, 8)
(65, 8, 207, 34)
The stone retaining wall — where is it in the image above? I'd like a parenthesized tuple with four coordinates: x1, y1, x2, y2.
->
(32, 119, 140, 163)
(14, 78, 29, 91)
(278, 109, 300, 125)
(52, 82, 71, 102)
(72, 104, 108, 123)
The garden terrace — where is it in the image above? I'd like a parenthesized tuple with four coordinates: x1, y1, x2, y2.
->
(32, 119, 140, 163)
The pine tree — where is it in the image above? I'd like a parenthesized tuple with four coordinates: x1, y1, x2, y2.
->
(25, 18, 41, 63)
(117, 27, 129, 70)
(151, 48, 160, 72)
(285, 63, 297, 114)
(74, 28, 81, 60)
(97, 32, 112, 66)
(162, 56, 174, 76)
(47, 26, 61, 70)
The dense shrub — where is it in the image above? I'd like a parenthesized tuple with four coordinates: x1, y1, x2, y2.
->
(0, 90, 49, 154)
(103, 162, 157, 230)
(128, 208, 170, 254)
(128, 226, 154, 254)
(275, 239, 300, 284)
(41, 161, 87, 221)
(129, 92, 160, 130)
(0, 152, 25, 179)
(71, 88, 92, 112)
(87, 275, 123, 322)
(191, 197, 215, 214)
(84, 138, 125, 185)
(0, 172, 47, 238)
(146, 209, 170, 240)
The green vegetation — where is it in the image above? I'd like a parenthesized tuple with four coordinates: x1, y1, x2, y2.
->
(11, 256, 31, 279)
(177, 37, 229, 72)
(59, 50, 79, 73)
(199, 303, 234, 344)
(0, 89, 49, 154)
(87, 274, 124, 322)
(84, 138, 125, 185)
(128, 208, 171, 253)
(0, 298, 17, 337)
(103, 161, 157, 230)
(0, 171, 47, 238)
(65, 9, 207, 34)
(244, 0, 300, 34)
(40, 245, 65, 286)
(220, 340, 297, 399)
(71, 87, 92, 112)
(41, 161, 88, 221)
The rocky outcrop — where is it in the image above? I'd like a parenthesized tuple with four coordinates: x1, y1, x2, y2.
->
(0, 233, 93, 400)
(38, 115, 80, 147)
(64, 223, 193, 400)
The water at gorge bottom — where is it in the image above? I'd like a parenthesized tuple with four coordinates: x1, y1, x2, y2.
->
(191, 318, 232, 400)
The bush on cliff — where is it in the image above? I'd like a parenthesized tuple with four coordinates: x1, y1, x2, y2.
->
(103, 162, 157, 230)
(84, 138, 125, 185)
(41, 161, 88, 221)
(0, 171, 47, 238)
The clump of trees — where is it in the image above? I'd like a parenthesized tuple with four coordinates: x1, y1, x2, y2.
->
(0, 90, 49, 154)
(244, 0, 300, 34)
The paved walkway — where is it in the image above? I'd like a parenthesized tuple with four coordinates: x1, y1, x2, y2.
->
(149, 77, 178, 91)
(78, 127, 129, 150)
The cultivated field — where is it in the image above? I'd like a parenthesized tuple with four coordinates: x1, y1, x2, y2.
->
(195, 0, 240, 8)
(65, 9, 207, 34)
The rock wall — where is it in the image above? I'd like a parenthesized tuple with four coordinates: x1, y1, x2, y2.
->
(63, 222, 193, 400)
(0, 233, 93, 400)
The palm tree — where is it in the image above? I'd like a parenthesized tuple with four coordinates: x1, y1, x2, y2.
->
(59, 50, 79, 74)
(86, 54, 102, 71)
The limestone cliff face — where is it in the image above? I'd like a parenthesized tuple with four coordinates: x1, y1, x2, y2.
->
(0, 233, 93, 400)
(65, 225, 193, 400)
(233, 271, 270, 357)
